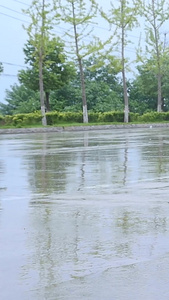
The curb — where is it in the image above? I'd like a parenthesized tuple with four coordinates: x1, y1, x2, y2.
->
(0, 123, 169, 135)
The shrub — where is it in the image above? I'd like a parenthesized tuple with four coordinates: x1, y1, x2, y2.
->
(138, 112, 164, 122)
(1, 110, 169, 127)
(46, 111, 83, 124)
(88, 112, 100, 123)
(129, 112, 140, 122)
(46, 111, 60, 125)
(22, 112, 42, 126)
(3, 115, 14, 126)
(1, 112, 42, 127)
(98, 111, 124, 123)
(0, 115, 5, 126)
(12, 114, 26, 126)
(59, 112, 83, 123)
(162, 112, 169, 121)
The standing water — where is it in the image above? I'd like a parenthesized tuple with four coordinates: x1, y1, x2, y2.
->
(1, 128, 169, 300)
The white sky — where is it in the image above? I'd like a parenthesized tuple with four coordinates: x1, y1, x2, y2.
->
(0, 0, 142, 104)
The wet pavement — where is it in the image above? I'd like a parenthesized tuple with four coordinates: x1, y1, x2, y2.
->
(1, 128, 169, 299)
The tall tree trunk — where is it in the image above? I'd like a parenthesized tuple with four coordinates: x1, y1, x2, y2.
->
(39, 0, 47, 126)
(157, 73, 162, 112)
(39, 48, 47, 126)
(71, 0, 88, 123)
(78, 57, 88, 123)
(122, 68, 129, 123)
(121, 1, 129, 123)
(152, 0, 162, 112)
(45, 91, 50, 112)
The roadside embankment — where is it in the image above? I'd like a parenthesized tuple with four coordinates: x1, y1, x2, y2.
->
(1, 123, 169, 135)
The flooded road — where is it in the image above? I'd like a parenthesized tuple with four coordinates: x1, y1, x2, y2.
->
(1, 128, 169, 299)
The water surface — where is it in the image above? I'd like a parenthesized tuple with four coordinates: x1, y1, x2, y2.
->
(1, 128, 169, 299)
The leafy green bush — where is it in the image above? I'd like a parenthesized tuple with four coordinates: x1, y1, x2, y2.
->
(0, 112, 42, 127)
(138, 112, 164, 122)
(129, 112, 140, 122)
(98, 111, 124, 122)
(0, 115, 5, 125)
(46, 111, 83, 124)
(46, 111, 60, 125)
(162, 112, 169, 121)
(59, 112, 83, 123)
(3, 115, 14, 126)
(12, 114, 26, 126)
(1, 110, 169, 128)
(22, 112, 42, 126)
(88, 112, 100, 122)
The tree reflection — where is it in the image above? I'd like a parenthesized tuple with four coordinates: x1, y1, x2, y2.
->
(140, 131, 169, 178)
(115, 205, 168, 260)
(0, 160, 6, 198)
(24, 130, 142, 196)
(123, 141, 128, 185)
(26, 134, 77, 195)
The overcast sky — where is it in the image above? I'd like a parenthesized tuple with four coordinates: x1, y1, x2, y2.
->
(0, 0, 141, 104)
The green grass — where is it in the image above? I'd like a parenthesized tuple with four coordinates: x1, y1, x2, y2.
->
(0, 124, 44, 129)
(1, 120, 169, 130)
(0, 121, 120, 129)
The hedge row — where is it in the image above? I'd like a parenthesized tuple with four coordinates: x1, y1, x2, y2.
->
(1, 111, 169, 127)
(0, 112, 42, 127)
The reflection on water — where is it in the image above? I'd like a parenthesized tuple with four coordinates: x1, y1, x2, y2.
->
(1, 128, 169, 299)
(15, 129, 169, 196)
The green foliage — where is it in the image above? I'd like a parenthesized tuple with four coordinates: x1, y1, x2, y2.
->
(60, 112, 83, 123)
(23, 0, 61, 125)
(1, 115, 14, 126)
(129, 55, 169, 113)
(46, 111, 83, 124)
(22, 111, 42, 125)
(59, 0, 99, 60)
(0, 112, 42, 127)
(82, 56, 123, 112)
(138, 112, 169, 122)
(88, 112, 100, 123)
(23, 0, 57, 64)
(1, 59, 124, 116)
(100, 0, 140, 123)
(18, 38, 75, 101)
(0, 115, 4, 125)
(129, 112, 140, 122)
(58, 0, 104, 123)
(1, 111, 169, 128)
(139, 0, 169, 58)
(98, 111, 124, 123)
(48, 59, 124, 113)
(0, 84, 40, 115)
(45, 111, 60, 125)
(137, 0, 169, 112)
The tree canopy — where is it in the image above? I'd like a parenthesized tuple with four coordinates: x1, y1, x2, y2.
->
(0, 84, 40, 115)
(18, 38, 75, 111)
(1, 0, 169, 117)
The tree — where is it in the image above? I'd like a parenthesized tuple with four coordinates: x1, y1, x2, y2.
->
(50, 80, 82, 111)
(23, 0, 57, 125)
(138, 0, 169, 112)
(0, 84, 40, 115)
(51, 55, 123, 112)
(129, 55, 169, 113)
(81, 56, 123, 111)
(101, 0, 139, 122)
(58, 0, 100, 123)
(18, 38, 75, 111)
